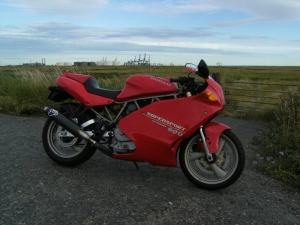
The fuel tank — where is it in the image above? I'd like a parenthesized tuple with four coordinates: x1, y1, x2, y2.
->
(116, 75, 179, 101)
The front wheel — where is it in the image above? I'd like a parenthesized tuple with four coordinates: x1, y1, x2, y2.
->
(179, 130, 245, 190)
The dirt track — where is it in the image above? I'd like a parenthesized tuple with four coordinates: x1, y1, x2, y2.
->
(0, 114, 299, 225)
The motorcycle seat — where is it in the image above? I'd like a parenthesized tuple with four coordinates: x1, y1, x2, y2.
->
(84, 78, 122, 99)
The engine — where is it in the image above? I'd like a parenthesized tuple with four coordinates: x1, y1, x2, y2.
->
(110, 126, 136, 153)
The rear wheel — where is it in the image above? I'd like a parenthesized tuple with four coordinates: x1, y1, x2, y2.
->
(42, 110, 96, 166)
(179, 130, 245, 190)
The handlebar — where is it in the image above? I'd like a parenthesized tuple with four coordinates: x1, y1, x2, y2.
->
(170, 77, 195, 85)
(169, 77, 186, 83)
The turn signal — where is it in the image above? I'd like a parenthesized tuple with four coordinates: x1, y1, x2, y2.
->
(202, 92, 218, 102)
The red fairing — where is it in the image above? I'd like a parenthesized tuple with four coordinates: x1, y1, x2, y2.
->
(56, 72, 115, 106)
(64, 70, 93, 83)
(116, 75, 178, 101)
(114, 92, 223, 166)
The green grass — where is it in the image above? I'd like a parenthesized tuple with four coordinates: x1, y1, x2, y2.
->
(0, 65, 188, 115)
(212, 66, 300, 83)
(0, 68, 58, 115)
(1, 65, 299, 116)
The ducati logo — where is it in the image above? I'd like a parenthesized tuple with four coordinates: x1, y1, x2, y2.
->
(150, 77, 172, 86)
(48, 109, 58, 117)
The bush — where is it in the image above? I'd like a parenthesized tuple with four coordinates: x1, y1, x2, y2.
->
(253, 92, 300, 188)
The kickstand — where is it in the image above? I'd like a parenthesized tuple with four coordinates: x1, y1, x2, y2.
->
(133, 161, 139, 171)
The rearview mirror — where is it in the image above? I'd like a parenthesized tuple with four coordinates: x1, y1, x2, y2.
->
(185, 63, 198, 73)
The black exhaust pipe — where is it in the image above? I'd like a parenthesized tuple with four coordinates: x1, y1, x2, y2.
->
(44, 106, 114, 157)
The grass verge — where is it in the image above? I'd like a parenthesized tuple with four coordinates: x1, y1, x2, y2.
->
(252, 93, 300, 188)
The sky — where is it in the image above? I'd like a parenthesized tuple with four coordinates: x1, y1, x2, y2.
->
(1, 0, 300, 66)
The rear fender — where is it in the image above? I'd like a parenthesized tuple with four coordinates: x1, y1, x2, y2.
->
(204, 122, 230, 154)
(48, 86, 73, 102)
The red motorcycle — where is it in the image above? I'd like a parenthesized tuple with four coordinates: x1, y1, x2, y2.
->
(43, 59, 245, 190)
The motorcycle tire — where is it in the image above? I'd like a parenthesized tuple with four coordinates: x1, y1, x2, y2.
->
(179, 130, 245, 190)
(42, 110, 97, 167)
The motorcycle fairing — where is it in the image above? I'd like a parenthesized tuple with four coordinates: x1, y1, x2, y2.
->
(56, 73, 115, 106)
(64, 70, 93, 83)
(115, 92, 224, 166)
(56, 72, 179, 106)
(116, 75, 179, 101)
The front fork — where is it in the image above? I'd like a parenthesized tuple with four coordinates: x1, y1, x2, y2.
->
(199, 126, 214, 162)
(199, 122, 231, 162)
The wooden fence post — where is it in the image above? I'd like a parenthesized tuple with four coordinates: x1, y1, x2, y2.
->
(212, 73, 221, 86)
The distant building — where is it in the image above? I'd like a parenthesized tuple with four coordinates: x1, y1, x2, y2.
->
(23, 62, 43, 66)
(23, 58, 46, 66)
(74, 62, 96, 66)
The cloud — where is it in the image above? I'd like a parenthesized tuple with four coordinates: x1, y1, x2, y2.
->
(200, 0, 300, 26)
(1, 22, 298, 59)
(231, 35, 270, 40)
(4, 0, 300, 22)
(117, 0, 300, 23)
(131, 40, 298, 55)
(2, 0, 108, 18)
(116, 0, 219, 16)
(221, 0, 300, 20)
(2, 22, 221, 41)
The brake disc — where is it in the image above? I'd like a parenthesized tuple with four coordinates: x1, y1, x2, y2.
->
(196, 151, 227, 174)
(56, 126, 78, 148)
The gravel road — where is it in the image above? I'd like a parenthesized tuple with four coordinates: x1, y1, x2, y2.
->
(0, 113, 299, 225)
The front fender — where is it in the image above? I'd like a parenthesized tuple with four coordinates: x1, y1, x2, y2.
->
(204, 122, 230, 154)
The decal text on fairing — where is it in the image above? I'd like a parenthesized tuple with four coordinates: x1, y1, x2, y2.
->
(145, 112, 186, 136)
(150, 77, 172, 86)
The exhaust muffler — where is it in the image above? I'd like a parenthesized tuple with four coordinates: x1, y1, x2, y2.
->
(44, 107, 114, 157)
